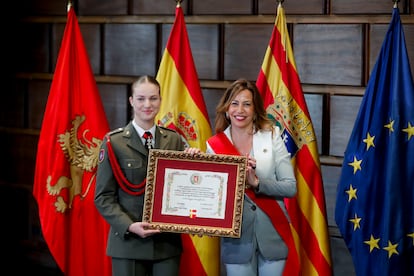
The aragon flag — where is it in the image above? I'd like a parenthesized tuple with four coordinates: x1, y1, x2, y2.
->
(32, 3, 112, 276)
(335, 5, 414, 275)
(155, 2, 220, 276)
(256, 3, 333, 275)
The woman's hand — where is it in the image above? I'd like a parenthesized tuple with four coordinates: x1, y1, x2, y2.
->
(128, 221, 160, 238)
(246, 154, 259, 189)
(184, 147, 203, 154)
(247, 154, 257, 171)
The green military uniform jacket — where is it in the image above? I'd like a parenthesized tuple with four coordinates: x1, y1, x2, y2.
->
(94, 122, 184, 260)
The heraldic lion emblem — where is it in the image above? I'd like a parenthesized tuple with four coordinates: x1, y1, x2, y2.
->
(46, 115, 103, 213)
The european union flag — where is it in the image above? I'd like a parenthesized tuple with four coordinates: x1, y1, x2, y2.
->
(335, 6, 414, 276)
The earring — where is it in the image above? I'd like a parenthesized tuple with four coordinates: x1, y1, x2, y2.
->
(225, 112, 229, 119)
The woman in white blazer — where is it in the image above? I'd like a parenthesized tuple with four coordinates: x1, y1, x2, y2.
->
(206, 78, 298, 276)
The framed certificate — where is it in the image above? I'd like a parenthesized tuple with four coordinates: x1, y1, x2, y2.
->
(142, 149, 247, 238)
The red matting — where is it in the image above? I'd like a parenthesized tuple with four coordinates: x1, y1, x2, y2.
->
(151, 158, 238, 228)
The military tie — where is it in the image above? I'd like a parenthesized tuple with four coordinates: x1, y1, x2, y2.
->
(142, 131, 153, 150)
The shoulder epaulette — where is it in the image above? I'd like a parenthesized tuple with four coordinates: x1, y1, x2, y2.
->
(107, 127, 124, 136)
(159, 126, 176, 133)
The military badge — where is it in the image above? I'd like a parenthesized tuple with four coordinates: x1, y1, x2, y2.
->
(99, 148, 105, 163)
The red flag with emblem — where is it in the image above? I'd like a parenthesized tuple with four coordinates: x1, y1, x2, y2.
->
(256, 3, 333, 275)
(155, 2, 220, 276)
(33, 4, 112, 276)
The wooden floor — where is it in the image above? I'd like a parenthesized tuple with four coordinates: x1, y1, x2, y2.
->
(13, 239, 355, 276)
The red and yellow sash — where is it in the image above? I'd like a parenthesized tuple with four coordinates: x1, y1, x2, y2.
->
(207, 132, 300, 275)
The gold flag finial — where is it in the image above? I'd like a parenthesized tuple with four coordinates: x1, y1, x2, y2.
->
(393, 0, 400, 8)
(277, 0, 284, 8)
(67, 1, 72, 12)
(176, 0, 182, 8)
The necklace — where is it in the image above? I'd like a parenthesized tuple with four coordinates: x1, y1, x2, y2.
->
(230, 127, 253, 155)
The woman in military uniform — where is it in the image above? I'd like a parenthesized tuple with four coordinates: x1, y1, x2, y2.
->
(95, 75, 185, 276)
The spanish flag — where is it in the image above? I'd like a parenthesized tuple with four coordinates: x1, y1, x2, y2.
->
(155, 2, 220, 276)
(33, 3, 111, 276)
(256, 3, 333, 275)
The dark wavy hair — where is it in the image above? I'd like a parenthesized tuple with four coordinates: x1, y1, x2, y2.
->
(214, 78, 272, 134)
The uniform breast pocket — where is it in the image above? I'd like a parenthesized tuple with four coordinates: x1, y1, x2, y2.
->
(120, 159, 145, 181)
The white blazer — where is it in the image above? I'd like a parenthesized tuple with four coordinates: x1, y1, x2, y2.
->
(206, 125, 297, 263)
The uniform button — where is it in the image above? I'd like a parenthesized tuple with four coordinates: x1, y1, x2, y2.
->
(251, 205, 256, 211)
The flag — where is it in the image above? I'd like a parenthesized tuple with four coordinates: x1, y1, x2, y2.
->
(256, 3, 333, 275)
(335, 6, 414, 275)
(155, 3, 220, 276)
(33, 4, 112, 276)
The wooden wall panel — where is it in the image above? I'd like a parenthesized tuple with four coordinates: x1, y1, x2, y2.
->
(370, 23, 414, 77)
(0, 185, 30, 265)
(202, 88, 225, 132)
(15, 23, 50, 73)
(193, 0, 252, 14)
(224, 24, 273, 80)
(104, 24, 157, 76)
(321, 165, 342, 226)
(188, 24, 220, 80)
(27, 81, 50, 129)
(329, 95, 362, 157)
(1, 133, 38, 184)
(259, 0, 325, 15)
(53, 23, 102, 74)
(326, 164, 358, 276)
(330, 237, 356, 275)
(1, 82, 26, 128)
(332, 0, 405, 14)
(52, 24, 66, 73)
(161, 24, 220, 80)
(98, 83, 129, 129)
(78, 0, 128, 15)
(132, 0, 188, 15)
(305, 94, 323, 154)
(20, 0, 67, 16)
(294, 24, 363, 85)
(400, 24, 414, 70)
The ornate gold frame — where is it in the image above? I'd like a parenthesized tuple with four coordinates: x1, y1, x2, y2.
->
(143, 149, 247, 238)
